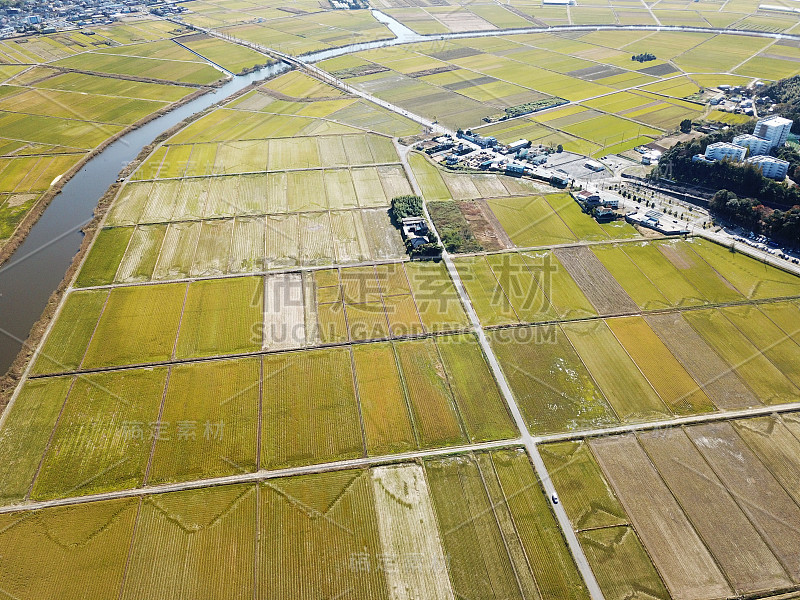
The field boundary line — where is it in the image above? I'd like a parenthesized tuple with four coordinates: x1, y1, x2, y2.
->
(536, 400, 800, 443)
(0, 437, 521, 514)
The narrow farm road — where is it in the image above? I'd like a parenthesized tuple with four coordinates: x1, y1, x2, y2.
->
(395, 141, 607, 600)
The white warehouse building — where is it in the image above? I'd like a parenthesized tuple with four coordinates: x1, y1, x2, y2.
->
(732, 133, 771, 156)
(704, 142, 746, 162)
(745, 155, 790, 179)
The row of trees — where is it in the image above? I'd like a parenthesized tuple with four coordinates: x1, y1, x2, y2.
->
(631, 53, 656, 62)
(711, 190, 800, 246)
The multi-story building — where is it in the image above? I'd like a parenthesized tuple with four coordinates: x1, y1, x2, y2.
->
(745, 155, 790, 179)
(732, 133, 771, 156)
(704, 142, 747, 162)
(753, 115, 793, 149)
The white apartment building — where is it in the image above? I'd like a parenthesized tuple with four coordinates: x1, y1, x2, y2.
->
(732, 133, 771, 156)
(704, 142, 747, 162)
(753, 115, 793, 149)
(745, 155, 790, 179)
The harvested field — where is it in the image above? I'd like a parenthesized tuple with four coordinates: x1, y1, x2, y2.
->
(552, 246, 638, 315)
(372, 464, 454, 600)
(260, 470, 388, 599)
(489, 326, 617, 434)
(563, 320, 669, 422)
(31, 368, 167, 500)
(122, 485, 255, 600)
(639, 428, 792, 595)
(578, 526, 670, 600)
(606, 316, 715, 415)
(455, 255, 519, 326)
(644, 312, 758, 410)
(263, 272, 305, 350)
(590, 434, 731, 600)
(686, 421, 800, 581)
(148, 358, 260, 485)
(540, 441, 627, 530)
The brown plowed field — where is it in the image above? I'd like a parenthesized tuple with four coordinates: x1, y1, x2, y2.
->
(639, 428, 791, 596)
(553, 246, 638, 315)
(686, 422, 800, 583)
(590, 435, 731, 600)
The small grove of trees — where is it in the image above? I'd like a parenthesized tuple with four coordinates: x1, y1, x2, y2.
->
(631, 53, 656, 62)
(680, 119, 693, 133)
(389, 195, 423, 222)
(710, 189, 800, 247)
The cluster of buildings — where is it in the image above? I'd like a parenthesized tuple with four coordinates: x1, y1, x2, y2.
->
(693, 115, 793, 180)
(572, 190, 620, 222)
(0, 0, 165, 36)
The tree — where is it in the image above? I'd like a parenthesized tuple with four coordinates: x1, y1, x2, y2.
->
(680, 119, 692, 133)
(556, 144, 563, 153)
(390, 195, 423, 222)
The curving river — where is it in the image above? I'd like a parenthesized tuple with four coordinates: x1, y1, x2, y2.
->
(2, 12, 800, 374)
